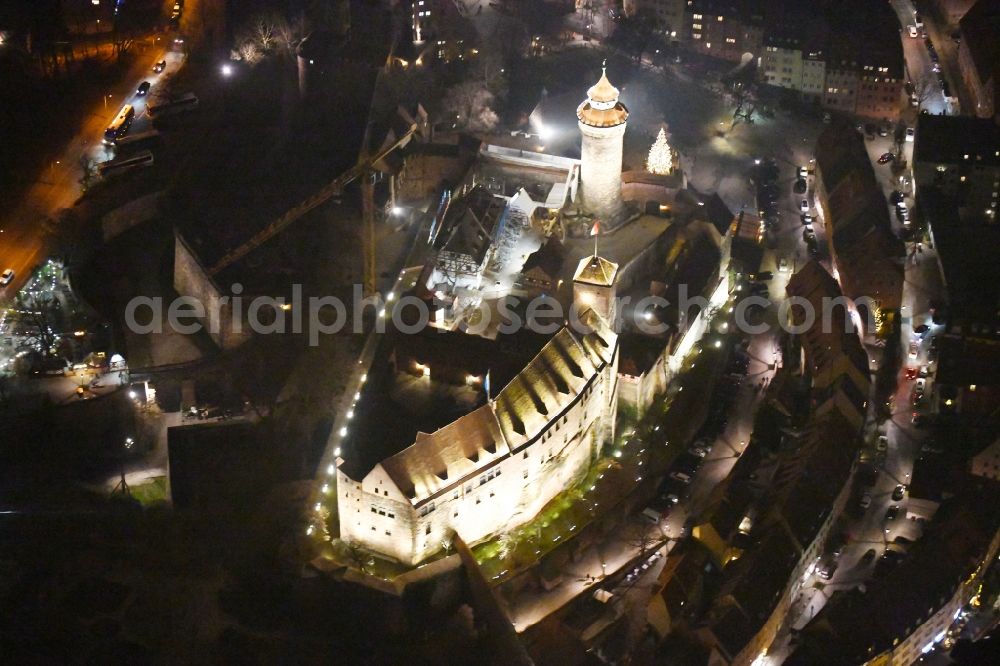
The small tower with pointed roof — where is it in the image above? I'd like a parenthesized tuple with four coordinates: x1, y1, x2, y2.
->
(577, 63, 629, 219)
(573, 253, 619, 324)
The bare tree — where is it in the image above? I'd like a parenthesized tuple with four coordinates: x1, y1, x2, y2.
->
(252, 15, 277, 51)
(914, 72, 937, 110)
(78, 155, 98, 192)
(443, 81, 500, 132)
(344, 541, 374, 574)
(470, 43, 508, 102)
(233, 41, 263, 65)
(13, 292, 64, 359)
(274, 15, 304, 58)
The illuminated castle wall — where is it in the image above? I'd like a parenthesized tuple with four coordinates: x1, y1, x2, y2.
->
(336, 307, 619, 566)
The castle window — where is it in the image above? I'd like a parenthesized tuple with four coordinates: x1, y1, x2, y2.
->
(425, 524, 431, 535)
(385, 530, 391, 536)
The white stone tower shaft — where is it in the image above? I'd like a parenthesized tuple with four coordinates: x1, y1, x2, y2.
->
(577, 64, 629, 219)
(579, 122, 627, 217)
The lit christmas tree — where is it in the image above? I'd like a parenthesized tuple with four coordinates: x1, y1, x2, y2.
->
(646, 127, 672, 175)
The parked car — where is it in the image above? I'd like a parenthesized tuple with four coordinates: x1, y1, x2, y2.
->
(905, 127, 915, 142)
(859, 492, 872, 510)
(136, 81, 151, 96)
(892, 484, 907, 501)
(670, 471, 692, 484)
(861, 548, 877, 563)
(793, 178, 807, 194)
(799, 199, 810, 213)
(915, 378, 926, 391)
(818, 558, 838, 580)
(797, 165, 809, 178)
(905, 366, 919, 380)
(876, 435, 888, 452)
(0, 268, 14, 286)
(878, 152, 895, 164)
(908, 341, 919, 359)
(750, 271, 773, 281)
(778, 257, 790, 272)
(886, 505, 900, 521)
(907, 25, 918, 38)
(801, 213, 814, 225)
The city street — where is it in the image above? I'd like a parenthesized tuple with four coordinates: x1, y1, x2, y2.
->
(891, 0, 951, 115)
(0, 40, 184, 298)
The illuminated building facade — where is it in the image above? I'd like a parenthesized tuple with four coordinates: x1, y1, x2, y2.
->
(336, 304, 619, 566)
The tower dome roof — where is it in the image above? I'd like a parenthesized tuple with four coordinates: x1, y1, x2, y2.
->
(577, 62, 628, 128)
(587, 70, 620, 104)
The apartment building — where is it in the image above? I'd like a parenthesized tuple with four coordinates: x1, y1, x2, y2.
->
(685, 0, 765, 63)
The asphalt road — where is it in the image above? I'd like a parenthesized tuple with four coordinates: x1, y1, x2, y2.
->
(892, 0, 951, 115)
(0, 38, 183, 299)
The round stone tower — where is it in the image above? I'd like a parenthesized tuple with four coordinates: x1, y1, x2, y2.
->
(577, 64, 629, 219)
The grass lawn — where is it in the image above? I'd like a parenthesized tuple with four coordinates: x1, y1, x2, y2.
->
(130, 476, 169, 506)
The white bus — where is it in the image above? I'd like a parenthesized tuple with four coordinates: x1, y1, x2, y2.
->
(103, 104, 135, 144)
(98, 150, 154, 178)
(113, 129, 162, 154)
(148, 92, 199, 118)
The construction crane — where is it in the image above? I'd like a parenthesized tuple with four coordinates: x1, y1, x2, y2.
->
(206, 124, 418, 296)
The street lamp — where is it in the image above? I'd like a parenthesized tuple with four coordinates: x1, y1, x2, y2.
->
(220, 63, 233, 77)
